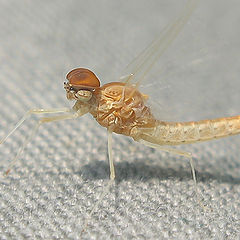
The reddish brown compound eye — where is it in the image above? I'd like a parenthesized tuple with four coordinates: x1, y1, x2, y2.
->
(66, 68, 100, 88)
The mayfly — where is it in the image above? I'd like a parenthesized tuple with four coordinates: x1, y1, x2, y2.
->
(1, 0, 239, 230)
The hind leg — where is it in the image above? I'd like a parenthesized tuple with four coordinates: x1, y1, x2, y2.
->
(138, 139, 197, 186)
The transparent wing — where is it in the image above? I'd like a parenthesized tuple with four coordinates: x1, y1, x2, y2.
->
(140, 38, 240, 122)
(119, 0, 240, 122)
(120, 0, 199, 87)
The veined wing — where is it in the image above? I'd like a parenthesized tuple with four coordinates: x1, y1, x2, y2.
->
(120, 0, 240, 122)
(138, 37, 240, 122)
(120, 0, 199, 88)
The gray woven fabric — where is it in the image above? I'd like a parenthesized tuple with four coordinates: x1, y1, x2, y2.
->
(0, 1, 239, 239)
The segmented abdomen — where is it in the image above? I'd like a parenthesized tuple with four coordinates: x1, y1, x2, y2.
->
(136, 115, 240, 145)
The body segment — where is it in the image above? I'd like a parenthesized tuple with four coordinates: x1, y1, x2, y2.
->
(71, 81, 240, 146)
(135, 116, 240, 146)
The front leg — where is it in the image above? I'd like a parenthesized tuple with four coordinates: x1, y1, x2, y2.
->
(4, 109, 85, 175)
(1, 108, 72, 144)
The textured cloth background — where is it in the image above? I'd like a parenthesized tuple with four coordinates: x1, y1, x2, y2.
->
(0, 0, 240, 239)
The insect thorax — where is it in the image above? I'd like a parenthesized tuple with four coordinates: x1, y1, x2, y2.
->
(93, 82, 156, 137)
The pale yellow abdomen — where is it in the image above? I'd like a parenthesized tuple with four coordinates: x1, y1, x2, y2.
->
(135, 115, 240, 146)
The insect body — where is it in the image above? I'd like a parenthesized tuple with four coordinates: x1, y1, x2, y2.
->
(65, 67, 240, 146)
(66, 68, 155, 137)
(2, 0, 203, 180)
(1, 0, 239, 233)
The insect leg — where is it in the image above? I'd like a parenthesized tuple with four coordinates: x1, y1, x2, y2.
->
(81, 130, 115, 235)
(138, 139, 198, 192)
(108, 130, 115, 180)
(139, 140, 210, 210)
(0, 108, 72, 144)
(4, 111, 80, 176)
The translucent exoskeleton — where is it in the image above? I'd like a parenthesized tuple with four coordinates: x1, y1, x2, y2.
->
(1, 0, 240, 234)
